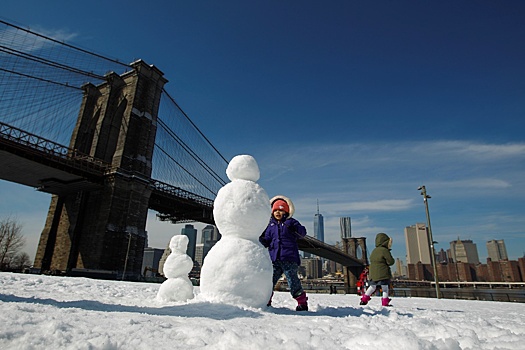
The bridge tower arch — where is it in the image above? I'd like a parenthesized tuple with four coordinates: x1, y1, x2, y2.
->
(342, 237, 369, 293)
(34, 60, 167, 279)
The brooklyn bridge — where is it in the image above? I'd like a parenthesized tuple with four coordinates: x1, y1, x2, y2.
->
(0, 20, 367, 289)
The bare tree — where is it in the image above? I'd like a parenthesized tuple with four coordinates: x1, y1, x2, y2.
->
(0, 217, 26, 270)
(12, 252, 32, 270)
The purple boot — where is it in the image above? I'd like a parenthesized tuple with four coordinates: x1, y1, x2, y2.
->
(381, 297, 392, 307)
(360, 294, 371, 305)
(295, 292, 308, 311)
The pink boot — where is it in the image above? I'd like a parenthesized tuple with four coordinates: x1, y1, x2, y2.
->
(360, 294, 371, 305)
(381, 297, 392, 307)
(294, 292, 308, 311)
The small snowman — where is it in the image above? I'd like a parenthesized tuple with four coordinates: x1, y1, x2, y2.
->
(156, 235, 195, 302)
(199, 155, 273, 308)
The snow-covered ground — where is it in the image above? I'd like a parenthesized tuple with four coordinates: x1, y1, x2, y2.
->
(1, 272, 524, 349)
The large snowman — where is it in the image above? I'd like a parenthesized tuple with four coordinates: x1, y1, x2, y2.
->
(199, 155, 273, 308)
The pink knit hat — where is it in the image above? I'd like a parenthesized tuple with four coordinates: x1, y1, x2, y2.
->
(271, 199, 289, 213)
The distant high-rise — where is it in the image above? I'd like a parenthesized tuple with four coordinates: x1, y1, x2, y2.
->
(486, 239, 508, 261)
(181, 224, 197, 261)
(450, 238, 480, 264)
(437, 248, 448, 264)
(199, 225, 221, 264)
(301, 257, 323, 279)
(404, 223, 432, 264)
(394, 258, 406, 277)
(158, 242, 171, 276)
(313, 200, 324, 242)
(201, 225, 221, 244)
(194, 243, 205, 267)
(201, 225, 213, 244)
(141, 247, 164, 277)
(340, 217, 352, 239)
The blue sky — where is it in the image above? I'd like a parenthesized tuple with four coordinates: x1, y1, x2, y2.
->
(1, 1, 524, 264)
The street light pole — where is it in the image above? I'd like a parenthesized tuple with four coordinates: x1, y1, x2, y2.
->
(418, 185, 441, 299)
(122, 232, 132, 281)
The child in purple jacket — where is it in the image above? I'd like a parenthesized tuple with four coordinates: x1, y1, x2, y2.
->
(259, 195, 308, 311)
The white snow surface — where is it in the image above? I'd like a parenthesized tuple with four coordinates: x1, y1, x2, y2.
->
(1, 272, 525, 350)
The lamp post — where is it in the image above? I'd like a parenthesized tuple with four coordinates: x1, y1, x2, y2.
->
(122, 232, 132, 281)
(418, 185, 441, 299)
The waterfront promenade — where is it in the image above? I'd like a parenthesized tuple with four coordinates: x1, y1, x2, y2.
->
(277, 278, 525, 303)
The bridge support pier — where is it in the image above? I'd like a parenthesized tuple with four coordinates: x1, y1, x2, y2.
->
(40, 196, 64, 272)
(34, 60, 167, 279)
(342, 237, 369, 293)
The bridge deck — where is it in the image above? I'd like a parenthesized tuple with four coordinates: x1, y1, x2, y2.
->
(298, 235, 363, 267)
(0, 148, 104, 195)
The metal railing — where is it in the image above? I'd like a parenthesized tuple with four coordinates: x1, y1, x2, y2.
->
(0, 121, 110, 175)
(151, 179, 214, 207)
(392, 288, 525, 303)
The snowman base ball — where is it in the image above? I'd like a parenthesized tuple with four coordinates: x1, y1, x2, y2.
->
(199, 236, 273, 308)
(157, 278, 194, 302)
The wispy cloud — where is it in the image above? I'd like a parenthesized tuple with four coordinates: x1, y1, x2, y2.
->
(261, 140, 525, 171)
(433, 178, 511, 189)
(0, 25, 78, 53)
(447, 142, 525, 160)
(257, 140, 525, 199)
(35, 27, 78, 43)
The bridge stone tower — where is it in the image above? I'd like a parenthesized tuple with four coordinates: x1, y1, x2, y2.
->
(342, 237, 368, 293)
(34, 60, 167, 279)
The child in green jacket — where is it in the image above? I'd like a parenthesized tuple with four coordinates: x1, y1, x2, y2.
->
(360, 232, 395, 306)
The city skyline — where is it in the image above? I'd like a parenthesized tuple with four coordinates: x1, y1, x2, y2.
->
(404, 223, 516, 267)
(182, 219, 517, 270)
(1, 1, 524, 263)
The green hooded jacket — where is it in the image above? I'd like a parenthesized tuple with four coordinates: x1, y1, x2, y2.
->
(368, 232, 395, 282)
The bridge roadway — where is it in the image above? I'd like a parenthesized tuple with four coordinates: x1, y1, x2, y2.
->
(0, 121, 214, 224)
(0, 121, 364, 268)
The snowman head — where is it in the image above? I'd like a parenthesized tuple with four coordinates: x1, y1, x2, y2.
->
(226, 154, 260, 182)
(169, 234, 189, 254)
(213, 155, 270, 240)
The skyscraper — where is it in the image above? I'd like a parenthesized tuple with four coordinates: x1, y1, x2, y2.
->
(394, 258, 406, 277)
(449, 239, 480, 264)
(199, 225, 221, 264)
(437, 248, 448, 264)
(194, 243, 205, 267)
(404, 223, 432, 264)
(486, 239, 508, 261)
(181, 224, 197, 261)
(313, 200, 324, 242)
(141, 247, 164, 277)
(201, 225, 221, 244)
(340, 217, 352, 239)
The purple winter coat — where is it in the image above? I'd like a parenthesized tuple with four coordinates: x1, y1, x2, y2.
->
(259, 216, 307, 264)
